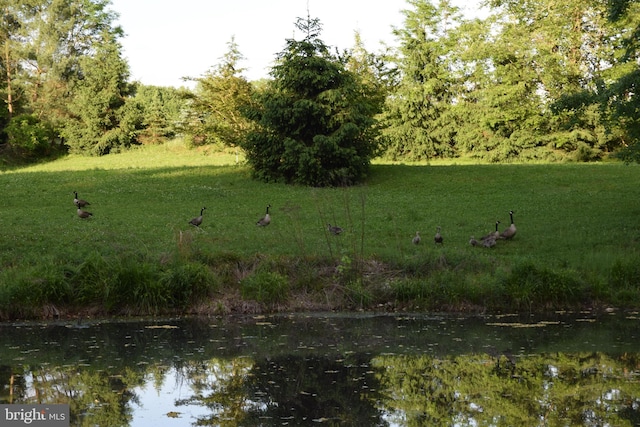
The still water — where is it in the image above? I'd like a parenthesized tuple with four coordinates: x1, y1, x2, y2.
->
(1, 311, 640, 426)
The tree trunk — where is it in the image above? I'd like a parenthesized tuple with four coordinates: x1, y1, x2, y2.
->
(4, 40, 14, 118)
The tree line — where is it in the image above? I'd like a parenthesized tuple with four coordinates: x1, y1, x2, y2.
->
(1, 0, 639, 183)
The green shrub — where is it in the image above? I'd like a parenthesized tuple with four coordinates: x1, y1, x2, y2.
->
(161, 262, 216, 309)
(612, 287, 640, 305)
(501, 263, 581, 309)
(610, 260, 640, 289)
(86, 255, 166, 313)
(131, 277, 166, 315)
(0, 263, 72, 318)
(104, 258, 163, 313)
(240, 271, 289, 304)
(5, 114, 54, 157)
(240, 19, 379, 187)
(71, 253, 112, 304)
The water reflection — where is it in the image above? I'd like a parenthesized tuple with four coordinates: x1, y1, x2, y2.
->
(1, 312, 640, 426)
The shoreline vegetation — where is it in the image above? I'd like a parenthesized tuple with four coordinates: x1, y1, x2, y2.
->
(1, 142, 639, 321)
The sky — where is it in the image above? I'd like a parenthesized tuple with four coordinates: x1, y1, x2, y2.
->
(109, 0, 484, 88)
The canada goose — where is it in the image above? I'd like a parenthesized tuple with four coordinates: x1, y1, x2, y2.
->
(73, 191, 90, 208)
(189, 207, 206, 227)
(256, 204, 271, 227)
(412, 231, 421, 245)
(328, 223, 343, 235)
(77, 207, 93, 219)
(482, 236, 496, 248)
(434, 226, 443, 245)
(481, 221, 501, 241)
(500, 210, 517, 240)
(469, 236, 478, 246)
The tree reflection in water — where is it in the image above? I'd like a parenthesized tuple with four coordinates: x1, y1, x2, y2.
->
(176, 354, 385, 425)
(1, 314, 640, 426)
(170, 351, 640, 426)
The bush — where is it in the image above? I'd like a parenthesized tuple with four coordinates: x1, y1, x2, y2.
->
(240, 270, 289, 304)
(5, 114, 54, 157)
(501, 263, 581, 309)
(161, 262, 216, 309)
(0, 263, 72, 318)
(71, 252, 112, 304)
(107, 258, 163, 313)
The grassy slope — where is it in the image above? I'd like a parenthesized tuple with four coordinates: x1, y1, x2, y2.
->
(1, 142, 639, 317)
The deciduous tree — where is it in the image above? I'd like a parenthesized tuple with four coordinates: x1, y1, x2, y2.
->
(183, 37, 255, 150)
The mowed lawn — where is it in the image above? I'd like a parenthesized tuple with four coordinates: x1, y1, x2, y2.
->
(1, 146, 639, 269)
(1, 143, 639, 314)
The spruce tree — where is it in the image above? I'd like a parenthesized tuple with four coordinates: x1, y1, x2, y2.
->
(242, 16, 380, 186)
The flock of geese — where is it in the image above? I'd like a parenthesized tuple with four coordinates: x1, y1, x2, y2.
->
(74, 191, 516, 247)
(411, 211, 517, 248)
(74, 192, 273, 228)
(469, 210, 517, 248)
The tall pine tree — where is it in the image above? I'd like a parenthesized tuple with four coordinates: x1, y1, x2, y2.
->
(380, 0, 462, 161)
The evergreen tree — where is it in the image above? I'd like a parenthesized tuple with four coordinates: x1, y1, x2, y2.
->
(1, 0, 132, 157)
(468, 10, 545, 160)
(380, 0, 462, 161)
(1, 0, 37, 150)
(606, 0, 640, 162)
(345, 31, 393, 117)
(0, 0, 27, 122)
(242, 16, 380, 186)
(26, 0, 124, 132)
(129, 84, 185, 144)
(61, 30, 133, 154)
(486, 0, 617, 161)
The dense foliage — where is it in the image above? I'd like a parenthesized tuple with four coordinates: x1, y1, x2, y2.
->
(126, 84, 185, 145)
(182, 38, 256, 149)
(1, 0, 639, 168)
(0, 0, 134, 157)
(240, 17, 381, 186)
(381, 0, 640, 162)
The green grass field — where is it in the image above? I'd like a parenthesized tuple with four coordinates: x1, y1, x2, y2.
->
(1, 141, 639, 318)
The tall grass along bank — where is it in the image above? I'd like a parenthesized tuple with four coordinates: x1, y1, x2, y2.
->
(1, 145, 639, 319)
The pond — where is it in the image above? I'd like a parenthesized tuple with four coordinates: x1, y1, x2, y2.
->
(1, 311, 640, 426)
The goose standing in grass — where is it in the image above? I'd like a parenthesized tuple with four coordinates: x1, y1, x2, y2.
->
(189, 207, 206, 227)
(482, 236, 496, 248)
(256, 204, 271, 227)
(328, 223, 343, 235)
(434, 226, 443, 245)
(500, 210, 517, 240)
(77, 207, 93, 219)
(73, 191, 90, 208)
(412, 231, 421, 245)
(481, 221, 500, 242)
